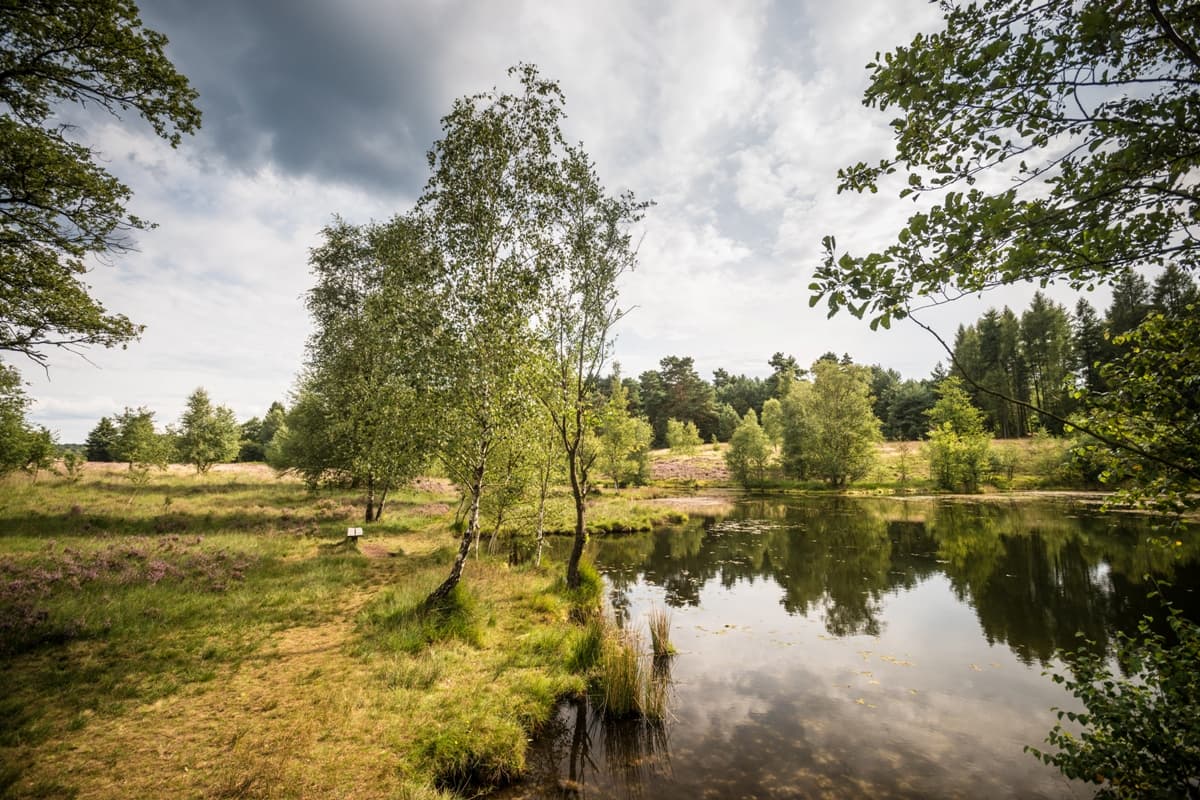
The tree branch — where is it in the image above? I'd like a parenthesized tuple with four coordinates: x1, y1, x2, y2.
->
(1145, 0, 1200, 71)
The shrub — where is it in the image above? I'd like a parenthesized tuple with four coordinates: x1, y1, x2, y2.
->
(925, 378, 992, 493)
(926, 425, 991, 492)
(60, 450, 84, 482)
(1027, 599, 1200, 797)
(725, 409, 772, 491)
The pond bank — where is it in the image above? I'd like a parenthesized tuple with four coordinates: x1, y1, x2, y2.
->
(0, 467, 1192, 798)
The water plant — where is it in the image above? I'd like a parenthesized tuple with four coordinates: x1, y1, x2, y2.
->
(600, 627, 645, 718)
(596, 620, 671, 722)
(647, 608, 675, 658)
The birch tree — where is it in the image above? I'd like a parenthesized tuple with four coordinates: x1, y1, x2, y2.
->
(540, 146, 647, 588)
(421, 65, 568, 604)
(285, 215, 441, 522)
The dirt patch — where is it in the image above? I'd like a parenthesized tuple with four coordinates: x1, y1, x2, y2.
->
(359, 542, 399, 559)
(644, 492, 739, 516)
(411, 477, 455, 496)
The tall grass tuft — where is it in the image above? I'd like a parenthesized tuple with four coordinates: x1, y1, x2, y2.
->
(566, 616, 606, 673)
(647, 608, 675, 658)
(600, 627, 644, 718)
(564, 559, 603, 612)
(552, 558, 604, 622)
(642, 662, 670, 721)
(593, 612, 674, 721)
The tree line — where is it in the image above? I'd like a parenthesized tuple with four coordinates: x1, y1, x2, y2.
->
(22, 262, 1190, 514)
(949, 268, 1198, 437)
(81, 391, 285, 472)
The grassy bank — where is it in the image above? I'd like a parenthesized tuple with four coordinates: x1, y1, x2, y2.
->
(0, 463, 663, 799)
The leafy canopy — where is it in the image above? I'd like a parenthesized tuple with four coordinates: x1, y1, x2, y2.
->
(812, 0, 1200, 329)
(0, 362, 33, 474)
(811, 0, 1200, 508)
(1027, 599, 1200, 798)
(279, 215, 442, 519)
(779, 360, 882, 487)
(1, 0, 200, 365)
(1070, 308, 1200, 514)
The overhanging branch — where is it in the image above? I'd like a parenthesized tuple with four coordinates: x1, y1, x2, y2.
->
(1146, 0, 1200, 71)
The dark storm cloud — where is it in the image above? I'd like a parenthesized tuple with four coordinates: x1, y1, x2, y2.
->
(139, 0, 450, 195)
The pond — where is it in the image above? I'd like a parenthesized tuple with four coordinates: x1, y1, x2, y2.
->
(498, 495, 1199, 799)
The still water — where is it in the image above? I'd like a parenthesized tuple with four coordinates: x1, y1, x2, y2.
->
(500, 495, 1199, 799)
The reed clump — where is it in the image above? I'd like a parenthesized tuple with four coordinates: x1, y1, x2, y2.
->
(600, 627, 645, 718)
(647, 608, 675, 657)
(596, 619, 671, 721)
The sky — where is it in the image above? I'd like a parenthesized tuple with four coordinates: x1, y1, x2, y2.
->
(21, 0, 1103, 442)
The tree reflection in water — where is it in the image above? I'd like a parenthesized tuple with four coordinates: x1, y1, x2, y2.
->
(514, 670, 673, 799)
(591, 497, 1200, 665)
(504, 497, 1199, 799)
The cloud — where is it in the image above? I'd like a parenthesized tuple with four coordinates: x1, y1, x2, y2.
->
(138, 0, 453, 194)
(21, 0, 1105, 441)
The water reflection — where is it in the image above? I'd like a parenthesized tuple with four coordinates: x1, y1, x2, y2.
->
(598, 497, 1199, 666)
(518, 694, 672, 800)
(502, 497, 1197, 799)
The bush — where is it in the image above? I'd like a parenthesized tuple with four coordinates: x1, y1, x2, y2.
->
(925, 378, 992, 493)
(725, 410, 772, 491)
(926, 425, 991, 492)
(1027, 598, 1200, 797)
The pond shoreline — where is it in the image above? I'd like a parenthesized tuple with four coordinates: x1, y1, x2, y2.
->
(501, 493, 1199, 799)
(637, 486, 1199, 521)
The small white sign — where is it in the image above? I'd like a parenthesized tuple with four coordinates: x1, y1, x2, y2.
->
(347, 527, 364, 538)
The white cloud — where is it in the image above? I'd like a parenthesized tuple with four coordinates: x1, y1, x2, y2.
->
(19, 0, 1107, 440)
(22, 123, 400, 439)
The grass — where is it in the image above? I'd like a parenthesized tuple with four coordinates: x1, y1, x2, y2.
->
(0, 463, 616, 799)
(595, 622, 670, 722)
(599, 626, 645, 718)
(0, 443, 1098, 798)
(648, 608, 675, 658)
(357, 576, 482, 654)
(537, 490, 688, 535)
